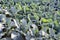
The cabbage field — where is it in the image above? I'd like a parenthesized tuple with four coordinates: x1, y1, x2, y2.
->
(0, 0, 60, 40)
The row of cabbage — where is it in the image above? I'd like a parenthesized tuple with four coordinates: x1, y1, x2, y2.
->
(0, 0, 60, 40)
